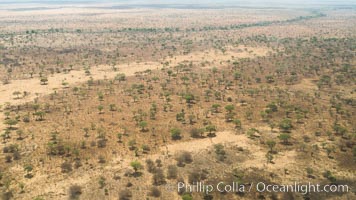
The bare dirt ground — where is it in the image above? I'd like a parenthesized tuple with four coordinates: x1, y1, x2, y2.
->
(162, 131, 297, 171)
(166, 45, 272, 67)
(0, 62, 161, 106)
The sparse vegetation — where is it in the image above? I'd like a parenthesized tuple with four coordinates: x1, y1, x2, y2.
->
(0, 2, 354, 200)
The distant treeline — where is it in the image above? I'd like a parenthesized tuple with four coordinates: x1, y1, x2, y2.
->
(196, 12, 326, 31)
(117, 12, 326, 33)
(1, 11, 326, 37)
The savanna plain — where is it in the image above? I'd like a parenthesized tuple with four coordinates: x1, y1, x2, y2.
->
(0, 1, 355, 200)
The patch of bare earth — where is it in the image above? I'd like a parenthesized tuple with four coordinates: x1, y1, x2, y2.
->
(165, 45, 273, 67)
(0, 62, 162, 106)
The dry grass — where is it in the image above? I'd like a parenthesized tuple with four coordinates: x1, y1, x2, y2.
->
(0, 4, 355, 200)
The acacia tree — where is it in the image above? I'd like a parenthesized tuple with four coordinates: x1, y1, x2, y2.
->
(130, 161, 143, 175)
(266, 140, 276, 152)
(170, 128, 181, 140)
(211, 104, 221, 113)
(139, 121, 148, 132)
(266, 152, 274, 164)
(128, 139, 136, 150)
(16, 130, 24, 140)
(109, 104, 116, 111)
(40, 77, 48, 85)
(233, 119, 242, 129)
(83, 128, 89, 137)
(115, 73, 126, 82)
(279, 119, 292, 132)
(13, 91, 21, 99)
(24, 165, 33, 178)
(306, 167, 314, 179)
(98, 105, 104, 114)
(205, 125, 217, 137)
(4, 119, 17, 129)
(4, 111, 10, 119)
(117, 133, 122, 143)
(278, 133, 291, 145)
(32, 104, 40, 112)
(184, 93, 194, 107)
(33, 111, 45, 121)
(167, 70, 173, 80)
(225, 105, 235, 122)
(225, 105, 235, 114)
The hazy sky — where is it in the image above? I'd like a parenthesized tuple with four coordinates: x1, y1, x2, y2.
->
(0, 0, 355, 3)
(0, 0, 355, 7)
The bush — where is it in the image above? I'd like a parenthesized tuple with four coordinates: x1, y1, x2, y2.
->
(128, 140, 136, 150)
(97, 139, 106, 148)
(155, 159, 162, 167)
(141, 144, 150, 153)
(182, 193, 193, 200)
(61, 162, 72, 173)
(99, 176, 106, 188)
(167, 165, 178, 179)
(5, 155, 12, 163)
(13, 151, 21, 160)
(145, 159, 157, 173)
(3, 146, 9, 153)
(190, 128, 201, 138)
(188, 170, 201, 184)
(152, 169, 166, 185)
(98, 155, 106, 163)
(323, 171, 336, 183)
(214, 144, 226, 161)
(74, 160, 82, 169)
(8, 144, 19, 153)
(69, 185, 82, 199)
(118, 189, 132, 200)
(1, 191, 13, 200)
(176, 155, 185, 167)
(23, 115, 30, 122)
(176, 151, 193, 167)
(148, 186, 161, 197)
(180, 151, 193, 163)
(188, 169, 209, 184)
